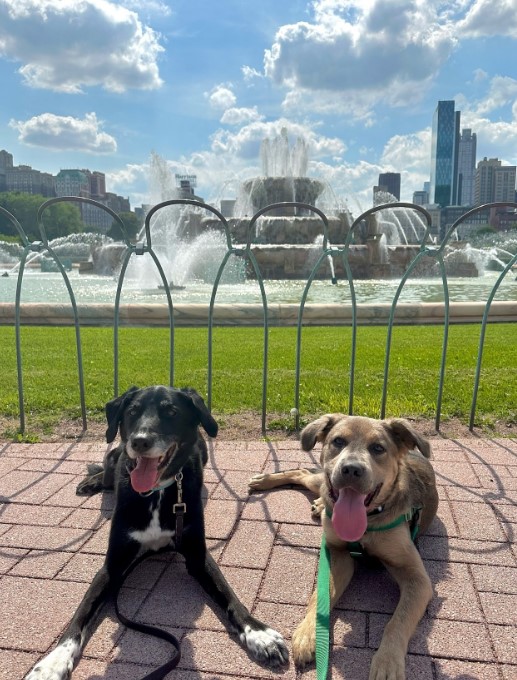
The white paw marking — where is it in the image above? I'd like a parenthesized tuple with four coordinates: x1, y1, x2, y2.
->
(239, 624, 289, 666)
(26, 639, 79, 680)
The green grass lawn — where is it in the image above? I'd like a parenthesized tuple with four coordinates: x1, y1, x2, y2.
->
(1, 323, 516, 437)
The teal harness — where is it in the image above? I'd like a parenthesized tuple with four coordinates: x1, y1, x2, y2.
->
(315, 506, 422, 680)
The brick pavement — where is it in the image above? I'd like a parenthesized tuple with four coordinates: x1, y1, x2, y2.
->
(0, 436, 516, 680)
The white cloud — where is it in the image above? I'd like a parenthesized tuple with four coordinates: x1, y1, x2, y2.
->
(460, 0, 517, 38)
(264, 0, 457, 116)
(220, 107, 264, 125)
(473, 76, 517, 115)
(9, 112, 117, 153)
(241, 65, 263, 82)
(206, 84, 237, 110)
(0, 0, 163, 92)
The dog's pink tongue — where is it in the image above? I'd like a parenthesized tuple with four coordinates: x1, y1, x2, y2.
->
(130, 457, 160, 493)
(332, 487, 368, 541)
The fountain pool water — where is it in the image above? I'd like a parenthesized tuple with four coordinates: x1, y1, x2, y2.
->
(1, 269, 516, 305)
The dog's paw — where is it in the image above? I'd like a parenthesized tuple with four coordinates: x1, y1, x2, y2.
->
(25, 640, 78, 680)
(239, 624, 289, 666)
(75, 472, 104, 496)
(369, 646, 405, 680)
(248, 473, 268, 492)
(291, 618, 316, 666)
(311, 496, 325, 519)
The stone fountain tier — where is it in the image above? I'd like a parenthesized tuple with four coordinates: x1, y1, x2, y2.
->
(242, 176, 325, 216)
(85, 241, 480, 279)
(226, 213, 351, 245)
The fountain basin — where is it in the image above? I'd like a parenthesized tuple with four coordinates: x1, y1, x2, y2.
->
(1, 301, 516, 327)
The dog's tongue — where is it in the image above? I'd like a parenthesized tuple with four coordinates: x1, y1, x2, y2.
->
(130, 457, 160, 493)
(332, 487, 368, 542)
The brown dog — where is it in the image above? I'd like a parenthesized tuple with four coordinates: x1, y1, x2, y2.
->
(249, 414, 438, 680)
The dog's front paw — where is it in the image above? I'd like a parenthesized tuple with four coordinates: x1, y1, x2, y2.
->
(25, 641, 78, 680)
(291, 617, 316, 666)
(369, 645, 405, 680)
(248, 473, 269, 492)
(239, 624, 289, 667)
(311, 496, 325, 518)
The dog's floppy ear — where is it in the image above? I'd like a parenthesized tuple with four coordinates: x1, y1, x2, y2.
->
(384, 418, 431, 458)
(300, 414, 346, 451)
(180, 387, 218, 438)
(105, 386, 139, 443)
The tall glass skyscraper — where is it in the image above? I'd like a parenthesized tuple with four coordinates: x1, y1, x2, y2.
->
(430, 101, 460, 207)
(457, 128, 477, 206)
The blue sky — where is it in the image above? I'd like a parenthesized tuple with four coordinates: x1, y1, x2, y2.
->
(2, 0, 517, 210)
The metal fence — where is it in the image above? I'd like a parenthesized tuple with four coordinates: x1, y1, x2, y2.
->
(1, 196, 517, 435)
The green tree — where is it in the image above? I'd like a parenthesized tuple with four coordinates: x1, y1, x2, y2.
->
(0, 192, 84, 241)
(107, 211, 141, 241)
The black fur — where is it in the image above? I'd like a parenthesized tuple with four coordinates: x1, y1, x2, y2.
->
(26, 386, 288, 680)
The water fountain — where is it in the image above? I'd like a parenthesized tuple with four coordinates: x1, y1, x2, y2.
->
(1, 134, 516, 314)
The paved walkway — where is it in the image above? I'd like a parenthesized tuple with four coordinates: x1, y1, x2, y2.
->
(0, 436, 516, 680)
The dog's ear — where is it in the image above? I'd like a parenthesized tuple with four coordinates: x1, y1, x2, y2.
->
(105, 386, 139, 443)
(180, 387, 218, 438)
(300, 414, 346, 451)
(384, 418, 431, 458)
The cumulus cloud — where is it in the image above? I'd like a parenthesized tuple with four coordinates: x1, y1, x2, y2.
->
(473, 76, 517, 115)
(206, 84, 237, 110)
(9, 112, 117, 153)
(209, 119, 345, 164)
(0, 0, 163, 92)
(460, 0, 517, 38)
(220, 107, 264, 125)
(264, 0, 457, 115)
(262, 0, 517, 118)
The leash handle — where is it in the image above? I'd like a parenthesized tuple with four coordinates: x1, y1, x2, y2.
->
(315, 534, 331, 680)
(113, 551, 181, 680)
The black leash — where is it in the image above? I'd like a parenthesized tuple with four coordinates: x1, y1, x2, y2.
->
(113, 549, 181, 680)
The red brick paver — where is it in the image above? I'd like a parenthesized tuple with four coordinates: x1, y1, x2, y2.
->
(1, 436, 516, 679)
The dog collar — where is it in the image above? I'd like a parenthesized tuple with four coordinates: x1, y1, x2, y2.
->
(325, 506, 422, 539)
(138, 470, 180, 497)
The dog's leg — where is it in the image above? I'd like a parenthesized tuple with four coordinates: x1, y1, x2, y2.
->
(181, 508, 288, 667)
(249, 468, 323, 494)
(367, 532, 433, 680)
(76, 448, 120, 496)
(292, 544, 355, 666)
(25, 541, 139, 680)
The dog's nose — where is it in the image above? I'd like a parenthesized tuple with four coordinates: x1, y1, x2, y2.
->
(341, 462, 364, 478)
(131, 435, 153, 454)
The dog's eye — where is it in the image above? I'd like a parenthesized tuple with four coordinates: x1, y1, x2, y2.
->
(369, 443, 386, 455)
(164, 404, 177, 416)
(332, 436, 347, 448)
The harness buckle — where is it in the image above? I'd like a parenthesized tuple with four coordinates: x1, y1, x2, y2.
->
(173, 502, 186, 514)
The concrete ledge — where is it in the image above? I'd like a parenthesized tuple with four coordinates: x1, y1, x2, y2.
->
(0, 301, 516, 326)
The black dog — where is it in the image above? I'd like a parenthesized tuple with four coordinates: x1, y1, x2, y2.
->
(26, 386, 288, 679)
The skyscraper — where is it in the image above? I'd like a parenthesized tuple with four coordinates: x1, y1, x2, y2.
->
(377, 172, 401, 200)
(430, 101, 460, 207)
(457, 128, 477, 206)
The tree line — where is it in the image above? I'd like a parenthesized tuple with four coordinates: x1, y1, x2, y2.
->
(0, 192, 140, 242)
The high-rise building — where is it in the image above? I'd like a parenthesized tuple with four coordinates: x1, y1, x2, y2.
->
(456, 128, 477, 206)
(430, 101, 460, 207)
(377, 172, 401, 200)
(474, 158, 517, 204)
(494, 165, 516, 203)
(413, 190, 429, 206)
(6, 165, 55, 197)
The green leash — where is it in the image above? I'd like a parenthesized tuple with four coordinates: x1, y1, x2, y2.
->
(315, 533, 331, 680)
(315, 507, 422, 678)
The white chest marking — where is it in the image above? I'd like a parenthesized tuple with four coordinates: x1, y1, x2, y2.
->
(129, 506, 174, 551)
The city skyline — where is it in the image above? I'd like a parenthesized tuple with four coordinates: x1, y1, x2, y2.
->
(2, 1, 517, 209)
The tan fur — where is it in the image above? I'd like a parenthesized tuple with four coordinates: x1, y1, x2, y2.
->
(249, 415, 439, 680)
